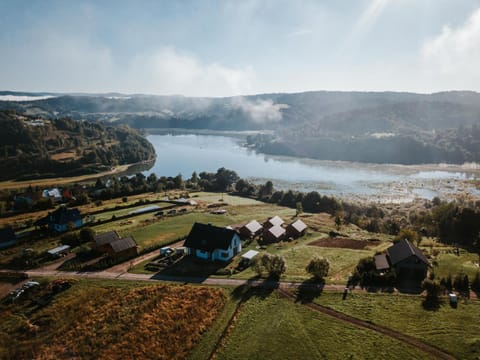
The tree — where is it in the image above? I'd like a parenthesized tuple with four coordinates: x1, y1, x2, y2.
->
(190, 171, 198, 184)
(306, 256, 330, 281)
(253, 253, 286, 279)
(422, 279, 443, 309)
(334, 213, 343, 231)
(296, 202, 303, 216)
(395, 228, 421, 246)
(215, 167, 239, 191)
(79, 227, 95, 243)
(453, 271, 469, 297)
(471, 272, 480, 293)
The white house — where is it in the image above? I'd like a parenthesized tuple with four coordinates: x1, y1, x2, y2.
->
(184, 222, 242, 262)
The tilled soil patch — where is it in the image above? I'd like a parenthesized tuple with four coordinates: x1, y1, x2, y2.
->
(309, 237, 380, 250)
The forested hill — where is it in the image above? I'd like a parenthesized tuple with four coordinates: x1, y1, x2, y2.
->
(2, 90, 480, 164)
(1, 90, 480, 132)
(0, 111, 156, 180)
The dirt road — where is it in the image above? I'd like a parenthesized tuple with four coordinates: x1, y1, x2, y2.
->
(277, 288, 456, 360)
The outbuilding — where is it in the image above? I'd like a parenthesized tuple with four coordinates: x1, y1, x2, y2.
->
(263, 225, 286, 243)
(240, 249, 259, 266)
(239, 220, 263, 239)
(286, 219, 308, 238)
(263, 216, 284, 229)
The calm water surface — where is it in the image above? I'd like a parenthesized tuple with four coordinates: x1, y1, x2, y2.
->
(145, 134, 479, 202)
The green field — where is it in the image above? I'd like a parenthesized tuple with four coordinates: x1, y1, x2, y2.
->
(314, 292, 480, 359)
(213, 289, 429, 360)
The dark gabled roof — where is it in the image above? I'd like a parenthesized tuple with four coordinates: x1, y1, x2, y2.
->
(110, 236, 137, 253)
(288, 219, 307, 233)
(374, 254, 390, 270)
(35, 206, 82, 226)
(184, 222, 238, 252)
(267, 225, 286, 239)
(243, 220, 262, 234)
(94, 231, 121, 247)
(387, 239, 429, 266)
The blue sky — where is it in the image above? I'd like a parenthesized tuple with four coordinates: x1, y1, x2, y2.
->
(1, 0, 480, 96)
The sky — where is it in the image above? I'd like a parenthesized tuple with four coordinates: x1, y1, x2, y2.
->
(1, 0, 480, 97)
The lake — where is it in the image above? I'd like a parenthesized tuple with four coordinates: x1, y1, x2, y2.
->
(145, 134, 480, 203)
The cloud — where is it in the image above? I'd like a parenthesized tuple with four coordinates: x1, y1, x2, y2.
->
(232, 97, 289, 123)
(0, 32, 255, 97)
(420, 7, 480, 87)
(126, 47, 255, 97)
(422, 9, 480, 74)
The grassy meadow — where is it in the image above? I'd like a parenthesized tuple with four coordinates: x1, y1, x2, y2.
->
(314, 291, 480, 359)
(214, 289, 429, 360)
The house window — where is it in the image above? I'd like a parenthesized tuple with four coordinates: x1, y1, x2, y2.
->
(221, 251, 229, 258)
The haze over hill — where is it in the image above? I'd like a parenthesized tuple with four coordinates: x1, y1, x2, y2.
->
(2, 90, 480, 165)
(1, 90, 480, 133)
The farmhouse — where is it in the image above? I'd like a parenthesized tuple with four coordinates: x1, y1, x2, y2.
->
(375, 239, 429, 286)
(263, 225, 286, 243)
(94, 231, 138, 260)
(286, 219, 308, 239)
(239, 220, 263, 239)
(263, 216, 284, 229)
(35, 205, 83, 232)
(184, 222, 242, 262)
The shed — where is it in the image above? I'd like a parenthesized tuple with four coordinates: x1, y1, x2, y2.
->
(108, 236, 138, 260)
(374, 254, 390, 271)
(263, 225, 286, 243)
(94, 231, 121, 252)
(263, 216, 284, 229)
(239, 220, 263, 239)
(47, 244, 71, 257)
(240, 250, 259, 265)
(286, 219, 308, 238)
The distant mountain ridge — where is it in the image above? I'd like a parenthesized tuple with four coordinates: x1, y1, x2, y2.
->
(2, 90, 480, 165)
(1, 90, 480, 133)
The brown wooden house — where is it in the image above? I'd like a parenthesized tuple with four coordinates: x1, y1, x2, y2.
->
(263, 216, 284, 230)
(239, 220, 263, 239)
(263, 225, 286, 243)
(375, 239, 429, 288)
(286, 219, 308, 239)
(94, 231, 138, 260)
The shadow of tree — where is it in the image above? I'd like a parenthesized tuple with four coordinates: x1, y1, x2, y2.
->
(422, 298, 444, 311)
(231, 278, 279, 302)
(295, 278, 324, 304)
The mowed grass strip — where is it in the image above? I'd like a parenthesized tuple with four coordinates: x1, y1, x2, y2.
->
(0, 279, 226, 360)
(215, 291, 429, 360)
(314, 292, 480, 359)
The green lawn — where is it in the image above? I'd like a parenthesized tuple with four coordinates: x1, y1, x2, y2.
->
(435, 251, 479, 280)
(314, 292, 480, 359)
(214, 290, 429, 360)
